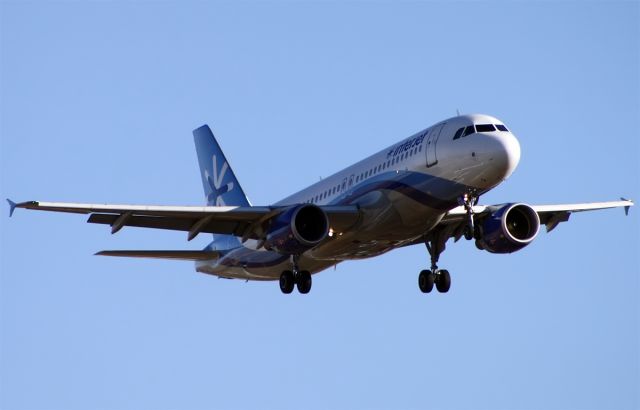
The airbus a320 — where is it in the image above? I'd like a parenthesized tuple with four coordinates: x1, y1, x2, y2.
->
(8, 114, 633, 294)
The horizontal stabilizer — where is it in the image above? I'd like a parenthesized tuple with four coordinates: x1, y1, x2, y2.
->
(95, 250, 221, 261)
(7, 199, 17, 217)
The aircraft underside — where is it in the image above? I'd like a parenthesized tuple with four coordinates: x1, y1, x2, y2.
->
(195, 183, 454, 281)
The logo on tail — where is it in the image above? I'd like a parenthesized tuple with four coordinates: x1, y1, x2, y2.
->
(205, 154, 235, 206)
(194, 124, 251, 208)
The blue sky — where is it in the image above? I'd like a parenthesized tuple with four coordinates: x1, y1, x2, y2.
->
(1, 1, 638, 409)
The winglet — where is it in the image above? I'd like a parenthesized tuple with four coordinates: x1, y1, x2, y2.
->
(6, 199, 17, 217)
(621, 197, 633, 216)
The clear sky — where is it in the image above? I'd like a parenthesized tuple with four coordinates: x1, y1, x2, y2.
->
(1, 1, 639, 409)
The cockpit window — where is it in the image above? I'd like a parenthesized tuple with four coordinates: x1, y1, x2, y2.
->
(496, 124, 509, 132)
(463, 125, 475, 137)
(476, 124, 496, 132)
(453, 127, 464, 140)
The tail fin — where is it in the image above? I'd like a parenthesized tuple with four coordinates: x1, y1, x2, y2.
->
(193, 125, 251, 207)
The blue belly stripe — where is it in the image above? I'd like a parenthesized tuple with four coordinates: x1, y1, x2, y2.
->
(216, 171, 472, 271)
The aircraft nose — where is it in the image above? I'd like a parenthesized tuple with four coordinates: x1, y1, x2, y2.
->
(467, 131, 521, 189)
(486, 132, 521, 181)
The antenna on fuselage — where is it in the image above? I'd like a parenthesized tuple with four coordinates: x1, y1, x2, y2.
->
(456, 108, 461, 116)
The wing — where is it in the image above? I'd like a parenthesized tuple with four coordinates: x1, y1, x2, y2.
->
(7, 200, 361, 241)
(438, 199, 633, 242)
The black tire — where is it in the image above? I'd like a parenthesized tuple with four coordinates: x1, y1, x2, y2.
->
(435, 269, 451, 293)
(279, 270, 295, 294)
(464, 226, 474, 241)
(418, 270, 435, 293)
(296, 270, 312, 294)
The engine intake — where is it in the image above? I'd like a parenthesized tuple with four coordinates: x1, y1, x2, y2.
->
(477, 203, 540, 254)
(264, 204, 329, 254)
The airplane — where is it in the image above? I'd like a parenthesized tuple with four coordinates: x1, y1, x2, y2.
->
(7, 114, 633, 294)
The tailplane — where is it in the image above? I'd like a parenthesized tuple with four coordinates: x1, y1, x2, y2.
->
(193, 125, 251, 207)
(96, 250, 220, 261)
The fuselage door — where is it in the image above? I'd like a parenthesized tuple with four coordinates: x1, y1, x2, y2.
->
(426, 123, 444, 167)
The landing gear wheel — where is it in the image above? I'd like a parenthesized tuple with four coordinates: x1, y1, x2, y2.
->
(296, 270, 312, 294)
(279, 270, 295, 294)
(464, 226, 474, 241)
(435, 270, 451, 293)
(418, 270, 435, 293)
(464, 224, 483, 241)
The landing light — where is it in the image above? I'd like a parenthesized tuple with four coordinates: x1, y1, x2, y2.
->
(328, 228, 343, 238)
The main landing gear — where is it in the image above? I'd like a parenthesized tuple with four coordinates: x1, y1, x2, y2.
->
(279, 256, 312, 294)
(418, 231, 451, 294)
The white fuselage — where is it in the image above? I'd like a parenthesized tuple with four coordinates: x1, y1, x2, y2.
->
(196, 114, 521, 280)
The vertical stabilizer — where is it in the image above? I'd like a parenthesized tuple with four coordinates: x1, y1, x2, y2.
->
(193, 125, 251, 207)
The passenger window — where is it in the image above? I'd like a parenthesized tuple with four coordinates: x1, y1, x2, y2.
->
(476, 124, 496, 132)
(463, 125, 475, 137)
(453, 127, 464, 140)
(496, 124, 509, 132)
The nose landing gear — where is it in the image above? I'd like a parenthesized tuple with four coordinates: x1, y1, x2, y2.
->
(459, 191, 480, 241)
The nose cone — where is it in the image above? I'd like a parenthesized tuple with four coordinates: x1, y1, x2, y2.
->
(489, 132, 521, 181)
(467, 131, 521, 190)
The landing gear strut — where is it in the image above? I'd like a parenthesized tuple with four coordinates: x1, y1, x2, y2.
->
(419, 231, 451, 293)
(459, 191, 479, 240)
(279, 255, 312, 294)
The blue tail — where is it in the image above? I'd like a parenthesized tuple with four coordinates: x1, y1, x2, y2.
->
(193, 125, 250, 249)
(193, 125, 251, 207)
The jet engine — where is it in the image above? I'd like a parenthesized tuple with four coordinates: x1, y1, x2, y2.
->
(476, 203, 540, 254)
(264, 204, 330, 254)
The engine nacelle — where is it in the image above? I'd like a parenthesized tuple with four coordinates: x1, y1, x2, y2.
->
(264, 204, 330, 254)
(477, 203, 540, 254)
